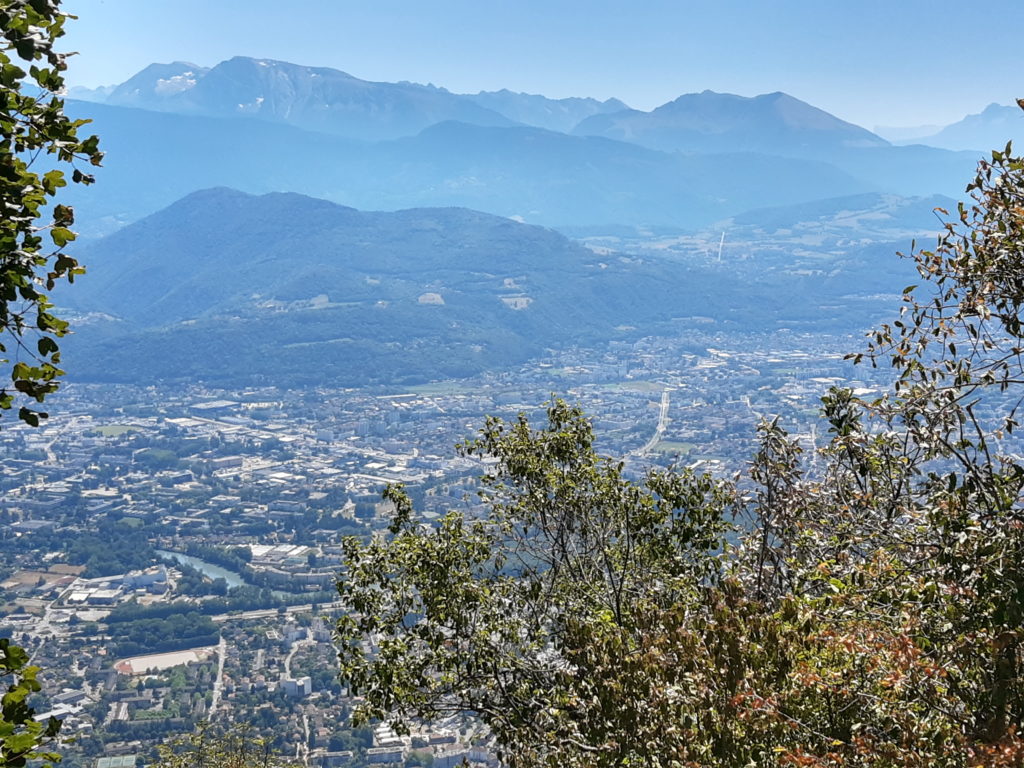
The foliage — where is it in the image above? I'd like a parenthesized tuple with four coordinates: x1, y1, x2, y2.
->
(173, 561, 229, 598)
(0, 638, 60, 768)
(104, 587, 334, 625)
(0, 5, 94, 766)
(151, 723, 294, 768)
(0, 0, 101, 426)
(338, 113, 1024, 766)
(134, 448, 180, 470)
(65, 519, 156, 577)
(64, 182, 912, 392)
(107, 612, 219, 658)
(337, 399, 735, 766)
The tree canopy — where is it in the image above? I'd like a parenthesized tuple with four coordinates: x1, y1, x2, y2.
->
(1, 3, 98, 765)
(152, 723, 295, 768)
(337, 108, 1024, 767)
(0, 0, 101, 427)
(0, 639, 60, 768)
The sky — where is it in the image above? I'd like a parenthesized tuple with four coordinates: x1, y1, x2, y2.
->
(62, 0, 1024, 130)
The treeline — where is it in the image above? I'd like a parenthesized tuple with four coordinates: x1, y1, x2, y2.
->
(109, 612, 218, 657)
(105, 586, 337, 623)
(67, 521, 156, 577)
(183, 543, 249, 572)
(173, 561, 229, 597)
(0, 516, 158, 578)
(104, 716, 195, 742)
(0, 514, 157, 581)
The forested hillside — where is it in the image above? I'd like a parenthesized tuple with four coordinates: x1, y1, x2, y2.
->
(57, 187, 923, 387)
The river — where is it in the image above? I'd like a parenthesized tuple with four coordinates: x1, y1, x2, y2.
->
(156, 549, 248, 588)
(155, 549, 290, 598)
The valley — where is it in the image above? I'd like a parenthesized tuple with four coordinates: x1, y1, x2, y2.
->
(3, 10, 1024, 765)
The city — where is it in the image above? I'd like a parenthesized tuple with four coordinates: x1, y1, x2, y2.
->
(0, 327, 887, 767)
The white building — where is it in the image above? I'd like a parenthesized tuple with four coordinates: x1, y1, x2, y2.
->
(280, 676, 312, 698)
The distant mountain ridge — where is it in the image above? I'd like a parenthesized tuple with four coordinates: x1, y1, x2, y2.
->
(106, 61, 210, 106)
(64, 57, 981, 236)
(87, 56, 895, 152)
(570, 90, 977, 200)
(897, 103, 1024, 152)
(98, 57, 628, 139)
(62, 99, 876, 235)
(60, 188, 721, 385)
(467, 89, 628, 133)
(572, 90, 889, 157)
(103, 57, 514, 140)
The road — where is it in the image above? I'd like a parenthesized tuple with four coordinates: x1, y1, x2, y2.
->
(300, 712, 311, 766)
(283, 635, 314, 765)
(209, 635, 227, 715)
(35, 601, 57, 635)
(742, 394, 763, 421)
(210, 601, 343, 623)
(635, 388, 672, 456)
(283, 636, 313, 679)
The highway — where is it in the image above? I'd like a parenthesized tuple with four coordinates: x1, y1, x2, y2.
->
(210, 601, 343, 623)
(283, 636, 315, 766)
(209, 635, 227, 714)
(635, 387, 672, 456)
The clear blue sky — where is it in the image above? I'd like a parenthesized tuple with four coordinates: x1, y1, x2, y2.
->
(62, 0, 1024, 129)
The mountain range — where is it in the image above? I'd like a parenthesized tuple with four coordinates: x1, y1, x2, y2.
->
(92, 57, 627, 139)
(61, 99, 877, 236)
(83, 57, 898, 157)
(60, 188, 709, 385)
(566, 90, 979, 197)
(50, 55, 1000, 389)
(62, 56, 987, 238)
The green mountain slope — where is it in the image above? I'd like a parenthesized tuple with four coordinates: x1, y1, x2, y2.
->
(60, 189, 920, 387)
(60, 189, 716, 385)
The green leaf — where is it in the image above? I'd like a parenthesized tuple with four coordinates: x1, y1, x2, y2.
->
(36, 337, 58, 357)
(49, 227, 74, 247)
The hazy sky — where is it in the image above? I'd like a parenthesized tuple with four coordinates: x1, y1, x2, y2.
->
(62, 0, 1024, 129)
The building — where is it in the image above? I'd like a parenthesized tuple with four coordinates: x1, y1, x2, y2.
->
(280, 676, 312, 698)
(124, 565, 167, 590)
(434, 747, 470, 768)
(96, 755, 138, 768)
(366, 747, 404, 764)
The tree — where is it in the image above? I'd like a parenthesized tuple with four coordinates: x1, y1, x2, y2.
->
(1, 4, 98, 764)
(0, 0, 102, 428)
(338, 107, 1024, 767)
(337, 400, 735, 767)
(0, 638, 60, 768)
(151, 723, 295, 768)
